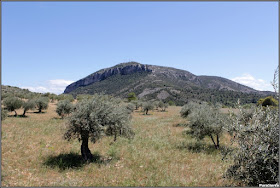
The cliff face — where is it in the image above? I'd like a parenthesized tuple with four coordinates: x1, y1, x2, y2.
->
(64, 62, 152, 93)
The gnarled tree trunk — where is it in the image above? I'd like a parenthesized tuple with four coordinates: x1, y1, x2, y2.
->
(81, 133, 93, 161)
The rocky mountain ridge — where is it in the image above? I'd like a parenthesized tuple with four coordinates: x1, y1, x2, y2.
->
(64, 62, 274, 106)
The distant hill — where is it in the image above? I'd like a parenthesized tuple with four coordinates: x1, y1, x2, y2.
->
(64, 62, 274, 106)
(1, 85, 41, 99)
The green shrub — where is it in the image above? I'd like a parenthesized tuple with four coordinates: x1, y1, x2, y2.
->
(3, 97, 23, 116)
(127, 92, 137, 102)
(257, 96, 278, 107)
(168, 100, 175, 106)
(225, 105, 279, 186)
(56, 99, 74, 119)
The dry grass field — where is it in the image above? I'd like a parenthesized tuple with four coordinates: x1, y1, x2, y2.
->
(1, 102, 237, 186)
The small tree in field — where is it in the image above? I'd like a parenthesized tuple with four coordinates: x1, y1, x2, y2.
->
(131, 100, 140, 110)
(49, 94, 57, 103)
(35, 97, 49, 113)
(181, 102, 225, 149)
(64, 94, 134, 161)
(3, 97, 23, 116)
(143, 102, 154, 115)
(22, 99, 36, 116)
(56, 99, 74, 119)
(153, 101, 159, 110)
(163, 103, 169, 111)
(158, 101, 164, 111)
(180, 101, 198, 118)
(126, 103, 135, 113)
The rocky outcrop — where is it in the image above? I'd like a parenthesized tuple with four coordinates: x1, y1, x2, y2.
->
(64, 62, 152, 93)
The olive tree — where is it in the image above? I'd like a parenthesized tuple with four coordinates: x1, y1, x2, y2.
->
(49, 93, 57, 103)
(224, 105, 279, 186)
(35, 97, 49, 113)
(56, 99, 74, 119)
(142, 102, 154, 115)
(131, 100, 140, 110)
(158, 101, 164, 111)
(181, 102, 225, 149)
(180, 101, 198, 118)
(22, 99, 36, 116)
(162, 103, 169, 111)
(126, 103, 135, 113)
(64, 94, 134, 161)
(153, 101, 159, 111)
(3, 97, 23, 116)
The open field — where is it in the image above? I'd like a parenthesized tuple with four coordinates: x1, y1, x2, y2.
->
(1, 103, 237, 186)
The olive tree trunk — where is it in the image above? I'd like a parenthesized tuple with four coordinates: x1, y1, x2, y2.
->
(22, 109, 26, 116)
(210, 134, 219, 149)
(216, 135, 220, 148)
(81, 134, 93, 161)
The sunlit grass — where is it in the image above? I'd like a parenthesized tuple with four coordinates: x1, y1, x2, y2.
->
(1, 104, 236, 186)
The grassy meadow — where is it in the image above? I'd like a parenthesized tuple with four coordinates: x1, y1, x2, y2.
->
(1, 102, 238, 186)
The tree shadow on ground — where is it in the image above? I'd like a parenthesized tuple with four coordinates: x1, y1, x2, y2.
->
(173, 123, 187, 127)
(33, 111, 46, 114)
(43, 151, 113, 171)
(18, 115, 29, 118)
(7, 114, 29, 118)
(176, 141, 231, 155)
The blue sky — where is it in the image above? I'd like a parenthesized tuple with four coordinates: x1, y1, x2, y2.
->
(2, 2, 278, 94)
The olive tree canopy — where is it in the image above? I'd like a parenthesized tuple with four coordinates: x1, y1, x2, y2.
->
(64, 94, 134, 161)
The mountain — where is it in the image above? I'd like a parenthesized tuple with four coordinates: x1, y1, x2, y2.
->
(64, 62, 274, 106)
